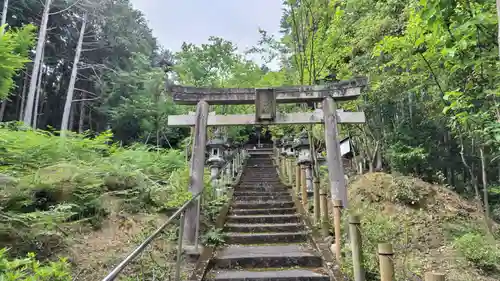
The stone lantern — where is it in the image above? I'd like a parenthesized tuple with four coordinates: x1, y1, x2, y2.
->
(206, 129, 226, 197)
(284, 136, 295, 158)
(294, 130, 312, 164)
(283, 135, 295, 185)
(316, 152, 327, 167)
(279, 137, 288, 157)
(225, 137, 236, 184)
(293, 130, 313, 193)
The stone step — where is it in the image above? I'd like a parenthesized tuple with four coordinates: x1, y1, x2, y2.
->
(227, 214, 300, 224)
(206, 268, 329, 281)
(239, 182, 286, 185)
(225, 223, 303, 233)
(212, 245, 323, 269)
(238, 181, 284, 185)
(233, 195, 293, 201)
(232, 201, 295, 209)
(231, 207, 297, 215)
(226, 232, 308, 244)
(240, 177, 280, 181)
(234, 189, 289, 194)
(233, 191, 290, 196)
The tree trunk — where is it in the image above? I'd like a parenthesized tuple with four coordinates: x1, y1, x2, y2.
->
(18, 72, 28, 121)
(496, 0, 500, 58)
(68, 103, 75, 132)
(61, 13, 87, 136)
(375, 148, 383, 171)
(0, 0, 9, 121)
(480, 146, 492, 231)
(444, 132, 453, 186)
(459, 135, 479, 199)
(23, 0, 52, 126)
(78, 93, 86, 134)
(1, 0, 8, 28)
(33, 48, 45, 128)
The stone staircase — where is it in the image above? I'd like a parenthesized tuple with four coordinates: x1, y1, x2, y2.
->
(204, 149, 330, 281)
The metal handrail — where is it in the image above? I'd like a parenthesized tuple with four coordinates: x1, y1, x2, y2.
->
(101, 148, 247, 281)
(101, 190, 204, 281)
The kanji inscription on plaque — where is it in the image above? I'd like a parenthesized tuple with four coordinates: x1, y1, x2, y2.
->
(255, 88, 276, 122)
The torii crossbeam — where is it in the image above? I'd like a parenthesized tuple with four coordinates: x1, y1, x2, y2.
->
(168, 77, 367, 126)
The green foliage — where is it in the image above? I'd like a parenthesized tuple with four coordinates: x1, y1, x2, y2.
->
(203, 195, 229, 224)
(0, 24, 36, 100)
(103, 54, 187, 147)
(201, 228, 227, 247)
(0, 127, 197, 258)
(0, 249, 72, 281)
(340, 205, 407, 280)
(390, 176, 426, 206)
(454, 233, 500, 271)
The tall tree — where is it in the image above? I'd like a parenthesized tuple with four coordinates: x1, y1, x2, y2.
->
(22, 0, 52, 127)
(61, 12, 87, 136)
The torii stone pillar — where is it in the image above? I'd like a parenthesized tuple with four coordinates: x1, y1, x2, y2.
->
(183, 100, 208, 245)
(323, 96, 348, 208)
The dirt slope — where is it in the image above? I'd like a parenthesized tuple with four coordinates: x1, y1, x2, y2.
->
(340, 172, 500, 281)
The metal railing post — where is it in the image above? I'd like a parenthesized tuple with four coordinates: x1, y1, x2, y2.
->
(175, 211, 186, 281)
(194, 197, 201, 252)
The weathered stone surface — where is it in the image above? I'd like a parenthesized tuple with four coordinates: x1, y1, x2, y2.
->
(212, 244, 322, 269)
(203, 149, 328, 281)
(230, 207, 296, 216)
(224, 222, 303, 233)
(227, 214, 300, 224)
(170, 77, 367, 105)
(232, 201, 295, 209)
(233, 195, 293, 201)
(226, 232, 307, 244)
(168, 111, 366, 126)
(207, 269, 330, 281)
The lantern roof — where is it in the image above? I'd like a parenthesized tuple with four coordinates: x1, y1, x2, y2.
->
(293, 129, 310, 149)
(275, 138, 283, 147)
(207, 129, 227, 148)
(282, 135, 293, 148)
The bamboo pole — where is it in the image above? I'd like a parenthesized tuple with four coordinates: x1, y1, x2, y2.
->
(296, 163, 301, 195)
(333, 199, 343, 262)
(320, 188, 329, 236)
(301, 165, 308, 210)
(378, 243, 394, 281)
(313, 178, 321, 224)
(425, 273, 445, 281)
(349, 215, 365, 281)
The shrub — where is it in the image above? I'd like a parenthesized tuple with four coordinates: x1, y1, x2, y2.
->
(0, 249, 72, 280)
(390, 176, 425, 206)
(453, 233, 500, 271)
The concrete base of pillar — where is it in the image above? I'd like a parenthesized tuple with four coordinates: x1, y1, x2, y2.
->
(183, 244, 203, 263)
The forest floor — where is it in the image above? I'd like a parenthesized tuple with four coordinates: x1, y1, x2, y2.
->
(64, 196, 192, 281)
(335, 172, 500, 281)
(0, 127, 222, 280)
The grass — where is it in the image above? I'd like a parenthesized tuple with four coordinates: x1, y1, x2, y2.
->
(316, 172, 500, 281)
(0, 124, 226, 280)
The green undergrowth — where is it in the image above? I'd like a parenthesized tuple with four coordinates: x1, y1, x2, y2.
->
(335, 173, 500, 281)
(0, 249, 71, 281)
(0, 123, 226, 279)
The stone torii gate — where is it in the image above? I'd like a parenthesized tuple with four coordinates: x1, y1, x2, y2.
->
(167, 77, 367, 246)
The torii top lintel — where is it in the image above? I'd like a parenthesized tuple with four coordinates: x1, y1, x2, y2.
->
(169, 77, 367, 105)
